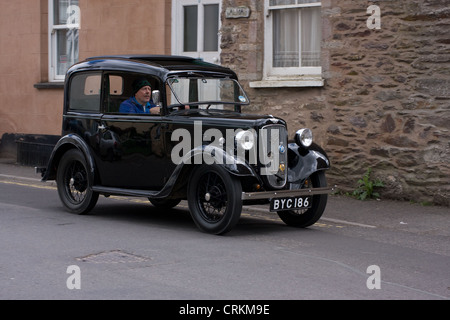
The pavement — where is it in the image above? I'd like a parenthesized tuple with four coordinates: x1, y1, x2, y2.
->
(0, 156, 448, 236)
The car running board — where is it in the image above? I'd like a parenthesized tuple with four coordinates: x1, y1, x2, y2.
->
(92, 186, 163, 198)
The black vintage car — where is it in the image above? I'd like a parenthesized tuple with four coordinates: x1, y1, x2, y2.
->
(42, 55, 333, 234)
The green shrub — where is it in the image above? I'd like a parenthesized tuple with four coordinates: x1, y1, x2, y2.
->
(352, 168, 384, 200)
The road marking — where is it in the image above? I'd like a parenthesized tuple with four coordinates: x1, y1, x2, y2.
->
(1, 179, 375, 229)
(322, 217, 376, 229)
(0, 179, 56, 190)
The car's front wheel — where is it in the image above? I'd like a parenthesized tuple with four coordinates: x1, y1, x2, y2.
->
(56, 149, 99, 215)
(277, 171, 328, 228)
(188, 165, 242, 235)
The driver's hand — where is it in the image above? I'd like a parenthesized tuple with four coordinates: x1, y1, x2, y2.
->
(150, 107, 161, 115)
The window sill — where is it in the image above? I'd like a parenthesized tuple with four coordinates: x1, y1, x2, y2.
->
(249, 77, 324, 88)
(34, 82, 64, 89)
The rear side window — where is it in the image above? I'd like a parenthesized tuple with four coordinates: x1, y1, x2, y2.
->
(69, 73, 102, 112)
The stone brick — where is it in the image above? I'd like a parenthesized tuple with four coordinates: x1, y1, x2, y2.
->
(381, 114, 396, 133)
(375, 90, 404, 102)
(385, 136, 419, 148)
(416, 79, 450, 98)
(327, 137, 349, 147)
(403, 118, 415, 134)
(349, 116, 367, 128)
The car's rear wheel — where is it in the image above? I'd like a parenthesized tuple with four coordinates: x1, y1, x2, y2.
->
(188, 165, 242, 235)
(277, 171, 328, 228)
(57, 149, 99, 215)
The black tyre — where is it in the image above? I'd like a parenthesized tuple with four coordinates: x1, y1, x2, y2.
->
(188, 165, 242, 235)
(149, 198, 181, 209)
(56, 149, 99, 215)
(277, 171, 328, 228)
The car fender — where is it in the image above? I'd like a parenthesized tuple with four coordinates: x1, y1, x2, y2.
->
(287, 142, 330, 184)
(42, 134, 96, 182)
(146, 145, 259, 199)
(177, 145, 258, 176)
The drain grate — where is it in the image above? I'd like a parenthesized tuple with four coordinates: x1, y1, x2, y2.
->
(77, 250, 150, 264)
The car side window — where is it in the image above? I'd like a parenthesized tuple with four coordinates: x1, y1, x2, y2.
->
(104, 73, 161, 114)
(68, 73, 102, 112)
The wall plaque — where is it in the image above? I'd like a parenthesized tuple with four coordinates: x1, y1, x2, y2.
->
(225, 6, 251, 19)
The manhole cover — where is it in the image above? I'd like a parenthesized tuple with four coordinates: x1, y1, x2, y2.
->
(77, 250, 150, 264)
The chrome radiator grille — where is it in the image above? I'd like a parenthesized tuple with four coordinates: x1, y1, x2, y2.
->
(259, 124, 288, 189)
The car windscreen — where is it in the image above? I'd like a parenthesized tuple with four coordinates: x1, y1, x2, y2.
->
(167, 77, 249, 110)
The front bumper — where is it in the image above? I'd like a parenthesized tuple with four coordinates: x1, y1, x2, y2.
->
(241, 186, 336, 201)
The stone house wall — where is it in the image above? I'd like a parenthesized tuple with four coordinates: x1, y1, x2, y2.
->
(220, 0, 449, 206)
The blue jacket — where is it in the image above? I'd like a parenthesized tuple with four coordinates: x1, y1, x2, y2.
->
(119, 97, 156, 114)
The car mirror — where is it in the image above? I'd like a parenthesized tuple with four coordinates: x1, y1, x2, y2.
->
(152, 90, 161, 107)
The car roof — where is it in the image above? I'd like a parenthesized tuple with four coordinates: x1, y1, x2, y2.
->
(80, 55, 237, 78)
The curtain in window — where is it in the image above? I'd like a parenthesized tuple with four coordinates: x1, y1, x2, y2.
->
(301, 7, 321, 67)
(53, 0, 80, 76)
(270, 0, 318, 6)
(272, 5, 321, 68)
(273, 9, 299, 68)
(271, 0, 292, 4)
(66, 28, 79, 70)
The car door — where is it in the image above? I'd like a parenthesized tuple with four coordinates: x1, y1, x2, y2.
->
(64, 71, 104, 161)
(95, 73, 172, 190)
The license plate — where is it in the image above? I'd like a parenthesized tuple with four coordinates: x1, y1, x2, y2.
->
(270, 196, 312, 212)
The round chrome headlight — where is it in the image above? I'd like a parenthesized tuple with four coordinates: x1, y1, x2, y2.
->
(236, 130, 255, 151)
(295, 128, 313, 148)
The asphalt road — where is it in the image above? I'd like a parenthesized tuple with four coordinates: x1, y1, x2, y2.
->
(0, 166, 449, 302)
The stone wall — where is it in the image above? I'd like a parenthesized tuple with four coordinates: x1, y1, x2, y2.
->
(220, 0, 450, 206)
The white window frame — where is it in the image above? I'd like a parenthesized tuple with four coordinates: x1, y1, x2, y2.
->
(48, 0, 80, 82)
(171, 0, 221, 64)
(251, 0, 323, 88)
